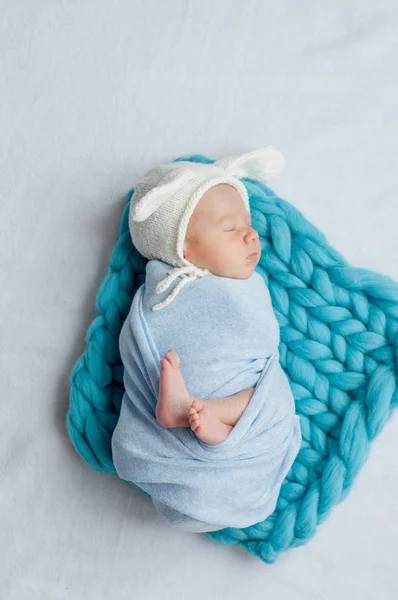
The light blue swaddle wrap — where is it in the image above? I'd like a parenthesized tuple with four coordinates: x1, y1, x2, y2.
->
(111, 259, 302, 532)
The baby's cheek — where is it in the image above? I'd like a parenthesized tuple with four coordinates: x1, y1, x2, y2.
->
(212, 238, 230, 258)
(218, 244, 238, 270)
(192, 240, 216, 266)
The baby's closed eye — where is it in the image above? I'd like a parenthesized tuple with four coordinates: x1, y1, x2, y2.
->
(221, 220, 251, 232)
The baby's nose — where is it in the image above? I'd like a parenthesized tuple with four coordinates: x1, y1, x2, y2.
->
(245, 228, 258, 242)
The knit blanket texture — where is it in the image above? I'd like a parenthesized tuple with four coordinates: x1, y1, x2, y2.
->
(67, 155, 398, 563)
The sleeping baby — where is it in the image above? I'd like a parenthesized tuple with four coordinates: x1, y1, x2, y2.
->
(111, 147, 302, 532)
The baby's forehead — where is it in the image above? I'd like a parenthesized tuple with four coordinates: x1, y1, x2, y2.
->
(212, 197, 249, 220)
(199, 185, 246, 213)
(216, 206, 248, 219)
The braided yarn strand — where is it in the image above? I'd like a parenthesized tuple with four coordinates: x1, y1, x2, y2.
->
(67, 160, 398, 564)
(67, 191, 147, 477)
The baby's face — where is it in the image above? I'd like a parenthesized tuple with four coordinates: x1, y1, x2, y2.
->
(183, 184, 261, 279)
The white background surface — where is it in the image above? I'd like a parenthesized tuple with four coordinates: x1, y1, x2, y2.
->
(1, 1, 397, 598)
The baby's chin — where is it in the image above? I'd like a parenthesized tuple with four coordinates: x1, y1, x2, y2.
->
(206, 260, 259, 280)
(235, 263, 259, 279)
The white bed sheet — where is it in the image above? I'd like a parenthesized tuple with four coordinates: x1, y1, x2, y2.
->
(1, 1, 397, 598)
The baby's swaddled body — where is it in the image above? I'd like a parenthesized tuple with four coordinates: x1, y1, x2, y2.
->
(112, 259, 302, 532)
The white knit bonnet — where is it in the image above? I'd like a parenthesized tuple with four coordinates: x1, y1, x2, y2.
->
(129, 146, 285, 311)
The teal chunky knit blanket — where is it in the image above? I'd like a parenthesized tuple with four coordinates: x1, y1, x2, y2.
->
(67, 155, 398, 563)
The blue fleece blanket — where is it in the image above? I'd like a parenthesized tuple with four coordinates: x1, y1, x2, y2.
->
(111, 259, 301, 532)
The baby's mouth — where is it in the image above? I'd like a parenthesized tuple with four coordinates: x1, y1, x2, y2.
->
(246, 251, 259, 260)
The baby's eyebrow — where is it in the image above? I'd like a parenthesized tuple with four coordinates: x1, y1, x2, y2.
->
(217, 213, 235, 222)
(218, 213, 251, 224)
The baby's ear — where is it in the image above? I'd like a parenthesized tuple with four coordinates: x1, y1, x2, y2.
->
(214, 146, 285, 182)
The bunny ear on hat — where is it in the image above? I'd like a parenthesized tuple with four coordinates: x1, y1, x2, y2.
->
(130, 166, 193, 222)
(130, 146, 284, 223)
(214, 146, 285, 182)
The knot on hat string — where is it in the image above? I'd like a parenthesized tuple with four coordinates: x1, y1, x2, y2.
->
(153, 265, 210, 311)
